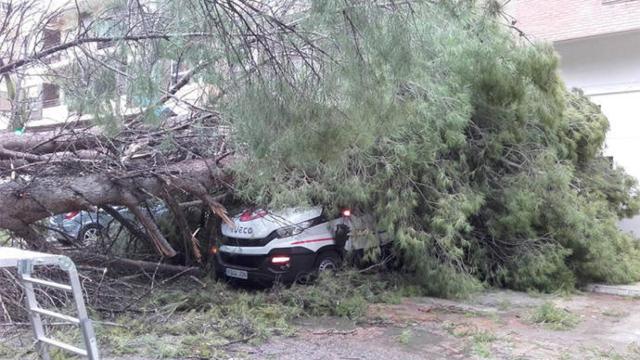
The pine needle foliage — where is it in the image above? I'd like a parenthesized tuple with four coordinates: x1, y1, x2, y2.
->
(228, 1, 640, 296)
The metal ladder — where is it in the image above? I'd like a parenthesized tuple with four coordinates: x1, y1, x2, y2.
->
(17, 257, 100, 360)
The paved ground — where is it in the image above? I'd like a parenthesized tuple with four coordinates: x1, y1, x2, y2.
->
(234, 290, 640, 359)
(4, 289, 640, 359)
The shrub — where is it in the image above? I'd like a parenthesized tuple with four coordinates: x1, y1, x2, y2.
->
(528, 302, 580, 330)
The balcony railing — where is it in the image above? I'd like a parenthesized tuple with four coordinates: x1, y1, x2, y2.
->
(43, 53, 62, 65)
(42, 98, 61, 108)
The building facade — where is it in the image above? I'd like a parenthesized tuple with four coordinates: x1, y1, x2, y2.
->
(507, 0, 640, 234)
(0, 0, 75, 130)
(0, 0, 206, 131)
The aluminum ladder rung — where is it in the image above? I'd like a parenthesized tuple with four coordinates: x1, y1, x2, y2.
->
(39, 337, 88, 357)
(21, 275, 72, 291)
(15, 255, 100, 359)
(30, 307, 80, 324)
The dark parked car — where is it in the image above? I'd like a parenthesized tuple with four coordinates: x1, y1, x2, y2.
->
(48, 206, 168, 245)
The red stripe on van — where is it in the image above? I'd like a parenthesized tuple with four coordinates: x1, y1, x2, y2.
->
(290, 237, 334, 245)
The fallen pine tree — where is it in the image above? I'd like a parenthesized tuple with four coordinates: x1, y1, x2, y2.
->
(0, 0, 638, 298)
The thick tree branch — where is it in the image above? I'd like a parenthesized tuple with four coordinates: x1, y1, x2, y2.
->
(100, 205, 150, 244)
(0, 33, 214, 75)
(161, 174, 233, 226)
(121, 190, 176, 257)
(70, 252, 204, 276)
(161, 186, 199, 263)
(0, 158, 228, 237)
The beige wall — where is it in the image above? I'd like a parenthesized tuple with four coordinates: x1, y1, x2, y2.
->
(0, 95, 9, 112)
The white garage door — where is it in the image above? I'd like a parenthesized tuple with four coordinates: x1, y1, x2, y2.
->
(590, 91, 640, 236)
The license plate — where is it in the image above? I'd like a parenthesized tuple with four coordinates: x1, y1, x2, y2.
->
(225, 268, 248, 280)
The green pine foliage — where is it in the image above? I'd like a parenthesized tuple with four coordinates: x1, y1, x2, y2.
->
(228, 1, 640, 296)
(57, 0, 640, 296)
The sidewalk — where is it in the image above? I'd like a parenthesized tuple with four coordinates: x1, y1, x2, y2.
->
(586, 283, 640, 297)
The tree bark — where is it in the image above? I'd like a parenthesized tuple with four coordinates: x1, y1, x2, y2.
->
(161, 187, 199, 264)
(0, 128, 102, 156)
(70, 252, 204, 276)
(121, 190, 177, 257)
(161, 174, 233, 226)
(0, 158, 227, 237)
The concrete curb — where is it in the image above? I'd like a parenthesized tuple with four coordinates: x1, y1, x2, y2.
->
(585, 283, 640, 297)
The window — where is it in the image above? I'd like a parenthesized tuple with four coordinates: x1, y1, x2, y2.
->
(42, 28, 62, 64)
(42, 83, 60, 108)
(43, 28, 61, 49)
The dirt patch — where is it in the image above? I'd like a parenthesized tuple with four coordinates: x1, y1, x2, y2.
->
(236, 291, 640, 360)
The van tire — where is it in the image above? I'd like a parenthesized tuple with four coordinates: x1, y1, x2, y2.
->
(315, 251, 340, 273)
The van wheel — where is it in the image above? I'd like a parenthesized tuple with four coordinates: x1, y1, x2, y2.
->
(315, 251, 340, 273)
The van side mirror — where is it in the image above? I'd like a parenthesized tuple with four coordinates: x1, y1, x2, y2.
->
(334, 224, 350, 251)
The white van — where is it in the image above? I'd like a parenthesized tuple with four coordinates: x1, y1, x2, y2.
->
(213, 207, 389, 283)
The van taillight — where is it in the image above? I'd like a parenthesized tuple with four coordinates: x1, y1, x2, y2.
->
(64, 211, 79, 220)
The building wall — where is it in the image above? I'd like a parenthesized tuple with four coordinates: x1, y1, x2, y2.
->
(554, 31, 640, 236)
(590, 90, 640, 236)
(507, 0, 640, 42)
(556, 30, 640, 180)
(556, 30, 640, 95)
(0, 91, 9, 112)
(556, 31, 640, 235)
(507, 2, 640, 235)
